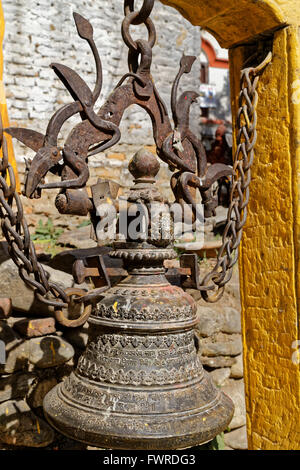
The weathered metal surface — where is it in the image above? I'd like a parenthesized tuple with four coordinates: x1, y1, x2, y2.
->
(0, 0, 272, 450)
(54, 288, 92, 328)
(72, 255, 112, 305)
(180, 253, 201, 290)
(44, 148, 234, 449)
(0, 0, 271, 309)
(55, 189, 93, 216)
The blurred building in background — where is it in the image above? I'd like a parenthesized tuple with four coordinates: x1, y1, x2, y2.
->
(199, 30, 231, 152)
(1, 0, 230, 195)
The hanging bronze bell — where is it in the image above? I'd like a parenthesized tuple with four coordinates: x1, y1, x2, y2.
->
(0, 0, 272, 451)
(43, 150, 234, 450)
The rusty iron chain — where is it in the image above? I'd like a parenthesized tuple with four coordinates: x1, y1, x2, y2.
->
(124, 0, 155, 25)
(0, 118, 69, 309)
(0, 0, 272, 313)
(122, 0, 156, 72)
(0, 3, 157, 325)
(0, 116, 93, 326)
(200, 52, 272, 303)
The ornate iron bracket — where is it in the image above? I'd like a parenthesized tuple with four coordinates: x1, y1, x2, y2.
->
(0, 0, 272, 324)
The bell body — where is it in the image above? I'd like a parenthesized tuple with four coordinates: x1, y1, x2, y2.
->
(44, 150, 234, 449)
(44, 244, 234, 449)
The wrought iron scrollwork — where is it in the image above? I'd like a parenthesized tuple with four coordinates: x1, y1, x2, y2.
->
(0, 1, 272, 324)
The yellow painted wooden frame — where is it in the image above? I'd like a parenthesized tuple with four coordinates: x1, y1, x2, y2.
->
(162, 0, 300, 450)
(0, 2, 20, 192)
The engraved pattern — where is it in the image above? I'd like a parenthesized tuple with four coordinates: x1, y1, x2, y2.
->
(62, 378, 153, 411)
(77, 355, 202, 386)
(76, 331, 202, 386)
(110, 248, 177, 261)
(92, 286, 195, 322)
(62, 373, 207, 414)
(89, 331, 195, 350)
(113, 287, 181, 297)
(94, 302, 193, 321)
(37, 3, 236, 447)
(60, 376, 217, 436)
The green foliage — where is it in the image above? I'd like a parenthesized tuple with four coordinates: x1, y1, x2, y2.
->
(32, 218, 63, 256)
(77, 219, 91, 229)
(193, 432, 226, 451)
(173, 245, 182, 259)
(210, 432, 225, 450)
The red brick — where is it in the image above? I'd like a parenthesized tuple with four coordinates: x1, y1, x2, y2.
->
(14, 317, 56, 338)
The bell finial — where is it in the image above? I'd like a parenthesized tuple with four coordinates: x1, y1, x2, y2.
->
(128, 148, 160, 183)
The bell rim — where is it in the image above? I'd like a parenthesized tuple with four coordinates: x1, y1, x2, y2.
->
(43, 381, 234, 450)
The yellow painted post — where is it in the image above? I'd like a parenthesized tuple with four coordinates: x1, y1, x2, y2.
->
(0, 1, 20, 192)
(162, 0, 300, 450)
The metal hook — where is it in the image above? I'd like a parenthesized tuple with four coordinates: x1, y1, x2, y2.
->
(124, 0, 155, 25)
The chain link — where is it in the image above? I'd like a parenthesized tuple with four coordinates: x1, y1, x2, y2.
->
(200, 52, 272, 302)
(121, 12, 156, 51)
(122, 0, 156, 72)
(0, 3, 272, 310)
(0, 2, 157, 324)
(0, 115, 70, 309)
(124, 0, 155, 25)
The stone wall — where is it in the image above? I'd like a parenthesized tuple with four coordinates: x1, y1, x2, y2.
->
(2, 0, 202, 193)
(190, 266, 247, 450)
(0, 1, 244, 451)
(0, 241, 246, 450)
(2, 0, 231, 201)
